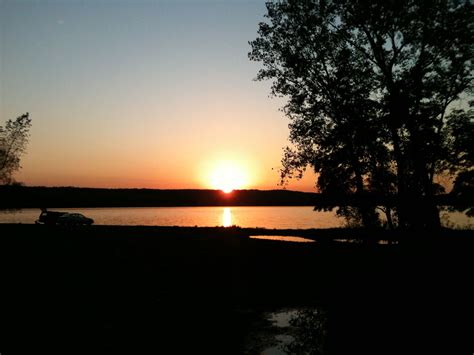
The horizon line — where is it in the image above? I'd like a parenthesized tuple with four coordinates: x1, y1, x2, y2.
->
(2, 185, 318, 193)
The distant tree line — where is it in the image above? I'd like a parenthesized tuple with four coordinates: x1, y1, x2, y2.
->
(250, 0, 473, 229)
(0, 187, 319, 209)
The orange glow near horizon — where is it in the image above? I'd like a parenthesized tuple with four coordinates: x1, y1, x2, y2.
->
(208, 161, 248, 193)
(2, 1, 323, 193)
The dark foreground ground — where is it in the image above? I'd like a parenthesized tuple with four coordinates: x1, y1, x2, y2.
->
(0, 224, 473, 354)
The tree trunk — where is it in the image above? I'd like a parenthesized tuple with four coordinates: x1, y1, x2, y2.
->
(353, 164, 378, 229)
(409, 127, 441, 230)
(385, 207, 394, 230)
(390, 126, 409, 228)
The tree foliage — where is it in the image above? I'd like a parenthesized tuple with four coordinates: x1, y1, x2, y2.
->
(0, 113, 32, 185)
(445, 102, 474, 217)
(249, 0, 473, 229)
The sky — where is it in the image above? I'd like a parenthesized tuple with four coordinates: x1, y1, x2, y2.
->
(0, 0, 317, 191)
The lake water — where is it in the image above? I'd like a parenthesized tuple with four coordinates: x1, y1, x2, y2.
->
(0, 206, 472, 229)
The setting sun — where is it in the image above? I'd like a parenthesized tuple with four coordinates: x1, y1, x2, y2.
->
(209, 162, 248, 193)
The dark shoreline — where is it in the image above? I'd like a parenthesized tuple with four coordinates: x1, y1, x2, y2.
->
(1, 224, 473, 354)
(1, 223, 473, 241)
(1, 185, 469, 209)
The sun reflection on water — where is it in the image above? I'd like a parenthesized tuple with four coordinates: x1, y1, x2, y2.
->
(223, 207, 232, 227)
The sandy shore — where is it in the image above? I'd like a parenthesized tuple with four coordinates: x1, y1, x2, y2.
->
(0, 224, 473, 354)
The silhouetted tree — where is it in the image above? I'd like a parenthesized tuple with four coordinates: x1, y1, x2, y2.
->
(249, 0, 473, 229)
(0, 113, 32, 185)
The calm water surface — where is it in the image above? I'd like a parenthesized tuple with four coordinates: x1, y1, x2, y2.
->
(0, 207, 340, 228)
(0, 207, 471, 229)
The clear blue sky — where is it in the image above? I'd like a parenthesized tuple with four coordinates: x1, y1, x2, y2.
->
(0, 0, 317, 190)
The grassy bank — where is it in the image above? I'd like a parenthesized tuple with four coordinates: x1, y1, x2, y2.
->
(0, 224, 473, 354)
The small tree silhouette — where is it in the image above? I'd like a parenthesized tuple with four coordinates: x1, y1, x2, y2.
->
(0, 113, 32, 185)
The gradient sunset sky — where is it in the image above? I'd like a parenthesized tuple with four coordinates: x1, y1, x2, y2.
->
(0, 0, 316, 191)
